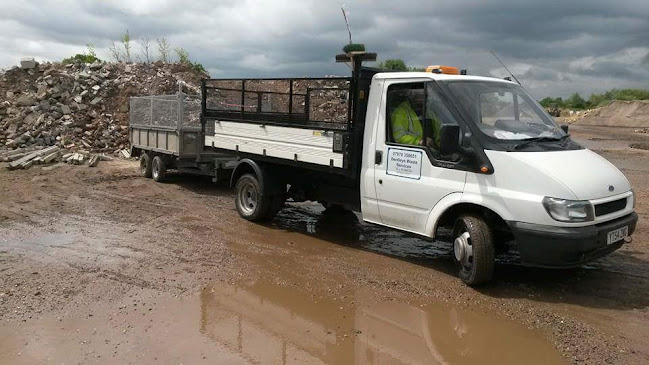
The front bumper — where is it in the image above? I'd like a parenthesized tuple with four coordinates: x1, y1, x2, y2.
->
(508, 212, 638, 268)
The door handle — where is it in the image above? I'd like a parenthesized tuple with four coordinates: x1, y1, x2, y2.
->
(375, 150, 383, 165)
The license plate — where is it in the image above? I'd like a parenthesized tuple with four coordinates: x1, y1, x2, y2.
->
(607, 226, 628, 245)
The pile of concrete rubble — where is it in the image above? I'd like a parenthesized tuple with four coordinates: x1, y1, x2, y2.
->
(1, 57, 205, 170)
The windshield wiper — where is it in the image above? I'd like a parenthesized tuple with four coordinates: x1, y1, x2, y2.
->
(513, 134, 570, 150)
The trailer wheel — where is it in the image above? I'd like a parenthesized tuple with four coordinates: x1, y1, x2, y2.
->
(452, 214, 495, 286)
(151, 156, 167, 183)
(140, 152, 152, 178)
(235, 174, 275, 221)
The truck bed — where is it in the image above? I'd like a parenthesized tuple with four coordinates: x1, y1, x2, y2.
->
(205, 121, 344, 168)
(201, 77, 352, 170)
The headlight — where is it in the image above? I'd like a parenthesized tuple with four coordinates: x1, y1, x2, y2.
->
(542, 197, 594, 222)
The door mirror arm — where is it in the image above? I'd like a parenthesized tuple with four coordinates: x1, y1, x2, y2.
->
(459, 130, 474, 156)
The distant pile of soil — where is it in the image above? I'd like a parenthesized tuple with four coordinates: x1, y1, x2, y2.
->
(573, 100, 649, 127)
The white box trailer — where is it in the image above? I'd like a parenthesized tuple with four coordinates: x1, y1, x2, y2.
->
(130, 52, 638, 286)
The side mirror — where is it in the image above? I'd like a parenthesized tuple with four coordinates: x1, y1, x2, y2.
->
(439, 125, 461, 156)
(561, 124, 569, 134)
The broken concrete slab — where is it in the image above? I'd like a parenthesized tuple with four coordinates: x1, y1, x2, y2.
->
(6, 146, 58, 170)
(20, 57, 36, 69)
(87, 155, 100, 167)
(42, 151, 60, 164)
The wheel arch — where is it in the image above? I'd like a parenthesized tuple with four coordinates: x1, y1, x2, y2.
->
(425, 193, 512, 240)
(230, 159, 285, 196)
(230, 159, 261, 188)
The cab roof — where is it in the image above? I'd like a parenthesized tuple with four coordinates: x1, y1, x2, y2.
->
(372, 71, 517, 85)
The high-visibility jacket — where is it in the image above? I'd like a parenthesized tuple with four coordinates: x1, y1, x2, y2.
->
(391, 101, 422, 145)
(391, 100, 443, 148)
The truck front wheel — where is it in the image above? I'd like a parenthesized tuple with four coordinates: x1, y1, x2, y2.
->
(235, 174, 276, 222)
(453, 214, 495, 286)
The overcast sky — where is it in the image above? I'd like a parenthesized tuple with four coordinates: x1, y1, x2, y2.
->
(1, 0, 648, 98)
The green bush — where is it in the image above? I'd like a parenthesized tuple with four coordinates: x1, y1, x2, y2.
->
(376, 59, 425, 72)
(541, 88, 649, 110)
(174, 47, 207, 74)
(62, 44, 101, 65)
(62, 54, 100, 65)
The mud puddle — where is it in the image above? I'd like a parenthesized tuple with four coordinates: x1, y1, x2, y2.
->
(270, 203, 521, 267)
(0, 279, 565, 364)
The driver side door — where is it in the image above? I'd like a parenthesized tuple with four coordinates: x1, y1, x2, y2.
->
(374, 81, 466, 236)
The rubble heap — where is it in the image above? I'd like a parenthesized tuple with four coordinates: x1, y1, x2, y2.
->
(0, 60, 207, 161)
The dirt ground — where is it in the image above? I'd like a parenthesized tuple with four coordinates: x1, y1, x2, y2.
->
(0, 125, 648, 364)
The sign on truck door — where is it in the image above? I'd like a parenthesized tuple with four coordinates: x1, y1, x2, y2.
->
(373, 81, 466, 235)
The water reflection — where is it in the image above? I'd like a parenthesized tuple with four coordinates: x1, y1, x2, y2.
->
(199, 281, 565, 364)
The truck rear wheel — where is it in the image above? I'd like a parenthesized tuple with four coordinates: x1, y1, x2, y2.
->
(151, 156, 167, 183)
(453, 214, 495, 286)
(235, 174, 276, 222)
(140, 152, 152, 178)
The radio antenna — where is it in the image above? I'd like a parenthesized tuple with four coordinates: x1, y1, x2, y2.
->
(490, 50, 521, 86)
(341, 5, 352, 44)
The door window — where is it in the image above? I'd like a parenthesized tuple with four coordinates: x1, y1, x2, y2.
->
(385, 82, 460, 162)
(386, 83, 425, 146)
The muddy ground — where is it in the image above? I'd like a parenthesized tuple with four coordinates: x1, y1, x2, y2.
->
(0, 125, 647, 364)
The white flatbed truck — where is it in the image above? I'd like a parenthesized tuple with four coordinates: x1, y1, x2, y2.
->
(130, 51, 638, 285)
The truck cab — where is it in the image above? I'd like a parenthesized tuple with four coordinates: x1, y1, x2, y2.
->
(359, 70, 637, 284)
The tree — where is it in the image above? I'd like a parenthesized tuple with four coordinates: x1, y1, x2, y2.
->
(567, 92, 586, 109)
(121, 30, 132, 63)
(157, 38, 171, 63)
(139, 37, 152, 63)
(109, 41, 121, 62)
(174, 47, 190, 63)
(377, 59, 408, 71)
(85, 43, 97, 60)
(539, 96, 565, 108)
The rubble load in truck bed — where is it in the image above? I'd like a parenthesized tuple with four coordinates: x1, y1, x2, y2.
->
(203, 78, 351, 130)
(0, 59, 207, 164)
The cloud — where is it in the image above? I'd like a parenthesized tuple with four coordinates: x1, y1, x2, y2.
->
(1, 0, 648, 97)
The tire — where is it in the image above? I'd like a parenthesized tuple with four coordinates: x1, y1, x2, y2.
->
(140, 152, 152, 178)
(151, 156, 167, 183)
(271, 195, 285, 216)
(322, 202, 347, 214)
(234, 174, 276, 222)
(452, 214, 495, 286)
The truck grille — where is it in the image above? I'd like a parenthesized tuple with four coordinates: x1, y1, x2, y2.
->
(595, 198, 627, 216)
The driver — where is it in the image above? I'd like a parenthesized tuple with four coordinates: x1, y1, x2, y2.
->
(390, 90, 423, 145)
(390, 90, 441, 150)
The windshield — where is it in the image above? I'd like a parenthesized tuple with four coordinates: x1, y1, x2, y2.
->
(443, 81, 564, 141)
